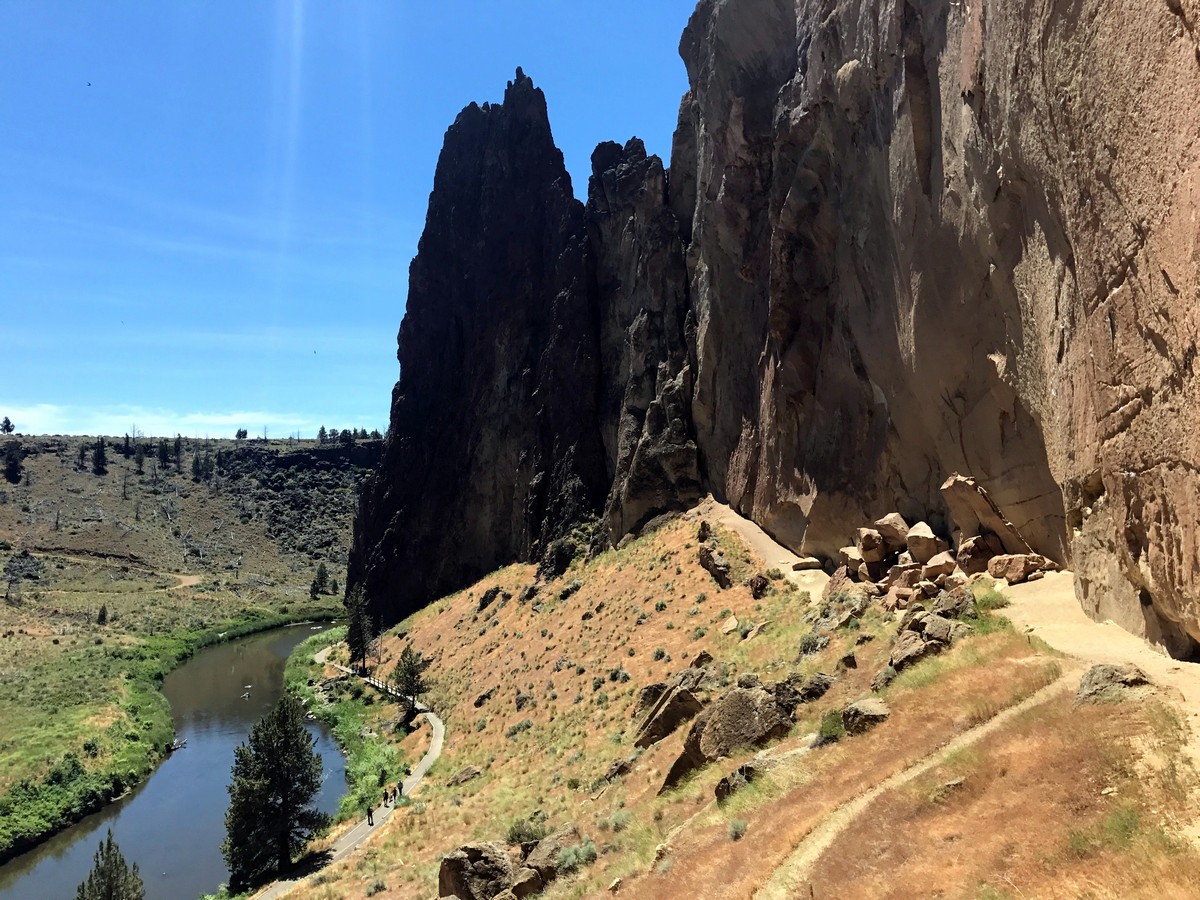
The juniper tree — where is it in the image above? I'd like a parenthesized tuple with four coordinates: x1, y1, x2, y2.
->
(0, 416, 13, 434)
(75, 829, 144, 900)
(173, 435, 182, 472)
(344, 585, 373, 671)
(3, 442, 21, 485)
(222, 693, 328, 891)
(389, 643, 433, 722)
(156, 439, 169, 470)
(134, 443, 145, 475)
(92, 438, 107, 476)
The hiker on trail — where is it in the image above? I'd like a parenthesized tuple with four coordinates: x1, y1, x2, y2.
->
(396, 781, 403, 800)
(366, 803, 374, 826)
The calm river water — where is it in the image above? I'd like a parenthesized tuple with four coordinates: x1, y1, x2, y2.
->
(0, 623, 346, 899)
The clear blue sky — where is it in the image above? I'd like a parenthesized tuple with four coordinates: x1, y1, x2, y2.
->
(0, 1, 695, 438)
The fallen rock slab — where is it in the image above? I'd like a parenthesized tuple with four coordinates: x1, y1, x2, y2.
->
(874, 512, 909, 551)
(940, 474, 1033, 555)
(1076, 664, 1150, 705)
(447, 765, 483, 787)
(699, 543, 733, 588)
(842, 698, 890, 734)
(439, 842, 516, 900)
(988, 553, 1057, 584)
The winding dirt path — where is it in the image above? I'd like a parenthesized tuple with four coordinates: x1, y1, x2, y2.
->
(254, 644, 446, 900)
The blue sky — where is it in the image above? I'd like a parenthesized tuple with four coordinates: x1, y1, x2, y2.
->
(0, 1, 695, 438)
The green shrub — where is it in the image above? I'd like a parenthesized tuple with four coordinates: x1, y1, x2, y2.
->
(506, 816, 549, 845)
(818, 709, 845, 743)
(653, 647, 666, 661)
(556, 838, 598, 873)
(729, 819, 748, 840)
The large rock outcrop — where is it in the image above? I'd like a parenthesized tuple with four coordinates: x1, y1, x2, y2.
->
(354, 2, 1200, 654)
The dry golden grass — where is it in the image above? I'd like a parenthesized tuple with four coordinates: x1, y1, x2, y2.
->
(285, 516, 1199, 900)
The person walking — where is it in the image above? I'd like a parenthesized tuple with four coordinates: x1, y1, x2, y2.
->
(366, 802, 374, 826)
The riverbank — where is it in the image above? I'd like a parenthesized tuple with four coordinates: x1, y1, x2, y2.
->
(283, 632, 411, 822)
(0, 603, 341, 865)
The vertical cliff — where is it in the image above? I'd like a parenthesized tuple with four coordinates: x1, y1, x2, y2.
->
(353, 1, 1200, 655)
(671, 0, 1200, 653)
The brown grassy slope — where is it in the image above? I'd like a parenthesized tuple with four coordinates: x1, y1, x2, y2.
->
(285, 512, 1200, 900)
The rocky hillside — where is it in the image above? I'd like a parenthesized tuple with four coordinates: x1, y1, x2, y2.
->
(351, 0, 1200, 655)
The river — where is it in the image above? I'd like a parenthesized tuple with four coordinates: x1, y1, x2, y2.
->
(0, 624, 346, 900)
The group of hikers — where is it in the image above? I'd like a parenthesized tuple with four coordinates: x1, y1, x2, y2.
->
(364, 781, 403, 826)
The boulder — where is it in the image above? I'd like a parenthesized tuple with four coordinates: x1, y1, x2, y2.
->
(856, 528, 887, 563)
(931, 585, 977, 620)
(508, 868, 544, 899)
(720, 615, 740, 635)
(1076, 664, 1150, 704)
(800, 672, 835, 701)
(872, 666, 898, 691)
(988, 553, 1058, 584)
(474, 687, 496, 709)
(447, 765, 483, 787)
(906, 522, 948, 565)
(699, 543, 733, 588)
(956, 532, 1005, 576)
(882, 585, 914, 611)
(873, 513, 910, 551)
(939, 474, 1033, 555)
(839, 545, 865, 570)
(890, 629, 944, 670)
(633, 686, 704, 748)
(749, 574, 770, 599)
(439, 842, 516, 900)
(921, 551, 957, 580)
(715, 762, 762, 802)
(916, 580, 939, 598)
(792, 556, 823, 571)
(745, 621, 768, 640)
(660, 687, 791, 793)
(921, 614, 955, 644)
(885, 563, 924, 589)
(842, 698, 890, 734)
(631, 683, 666, 719)
(697, 520, 712, 543)
(524, 823, 581, 881)
(605, 754, 636, 781)
(692, 650, 715, 669)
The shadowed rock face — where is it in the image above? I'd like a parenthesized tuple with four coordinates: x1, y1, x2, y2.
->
(348, 70, 609, 620)
(354, 0, 1200, 653)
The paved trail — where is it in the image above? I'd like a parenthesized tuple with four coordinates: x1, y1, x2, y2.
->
(254, 645, 445, 900)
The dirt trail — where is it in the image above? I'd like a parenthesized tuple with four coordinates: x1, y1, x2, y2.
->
(694, 497, 829, 597)
(1004, 571, 1200, 764)
(699, 500, 1200, 891)
(753, 676, 1073, 900)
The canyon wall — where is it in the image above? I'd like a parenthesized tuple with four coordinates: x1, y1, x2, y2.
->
(351, 1, 1200, 654)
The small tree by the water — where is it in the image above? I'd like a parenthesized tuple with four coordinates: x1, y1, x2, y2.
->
(75, 829, 144, 900)
(222, 693, 329, 891)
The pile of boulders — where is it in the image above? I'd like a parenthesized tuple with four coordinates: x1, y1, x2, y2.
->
(833, 474, 1059, 610)
(878, 586, 978, 686)
(439, 823, 589, 900)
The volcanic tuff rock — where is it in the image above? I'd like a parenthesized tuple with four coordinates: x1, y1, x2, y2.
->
(353, 1, 1200, 654)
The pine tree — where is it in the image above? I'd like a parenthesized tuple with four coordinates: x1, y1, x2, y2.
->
(134, 443, 145, 475)
(3, 442, 22, 485)
(75, 829, 144, 900)
(92, 438, 107, 476)
(222, 694, 329, 890)
(156, 439, 169, 470)
(316, 425, 327, 444)
(122, 434, 131, 458)
(173, 435, 182, 472)
(344, 585, 373, 671)
(0, 416, 13, 434)
(389, 643, 433, 721)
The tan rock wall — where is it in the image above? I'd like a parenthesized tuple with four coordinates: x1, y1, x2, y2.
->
(674, 0, 1200, 649)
